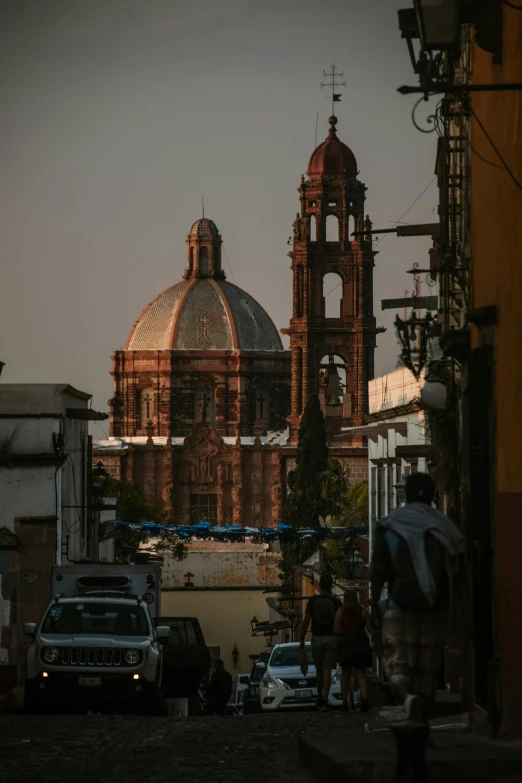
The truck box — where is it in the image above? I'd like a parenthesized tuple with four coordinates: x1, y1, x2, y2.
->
(51, 564, 162, 617)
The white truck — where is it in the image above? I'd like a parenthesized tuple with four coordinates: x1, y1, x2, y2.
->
(50, 564, 162, 617)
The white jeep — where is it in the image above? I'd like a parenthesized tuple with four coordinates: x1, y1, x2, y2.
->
(24, 592, 170, 714)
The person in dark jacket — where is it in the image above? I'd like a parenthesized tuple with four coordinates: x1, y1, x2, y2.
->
(333, 589, 373, 712)
(207, 659, 233, 716)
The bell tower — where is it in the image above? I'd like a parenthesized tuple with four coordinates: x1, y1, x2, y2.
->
(283, 115, 379, 442)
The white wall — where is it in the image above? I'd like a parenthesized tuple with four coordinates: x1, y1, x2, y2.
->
(161, 541, 281, 589)
(368, 367, 423, 414)
(0, 465, 56, 530)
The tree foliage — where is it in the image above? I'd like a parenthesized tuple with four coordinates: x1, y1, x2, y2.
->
(284, 394, 331, 529)
(280, 395, 331, 583)
(101, 476, 187, 561)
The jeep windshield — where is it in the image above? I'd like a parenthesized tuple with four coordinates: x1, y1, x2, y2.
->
(42, 602, 149, 636)
(269, 646, 314, 668)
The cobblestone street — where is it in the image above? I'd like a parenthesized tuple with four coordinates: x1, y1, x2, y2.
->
(0, 710, 370, 783)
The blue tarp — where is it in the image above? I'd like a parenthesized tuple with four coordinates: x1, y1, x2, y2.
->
(114, 520, 368, 542)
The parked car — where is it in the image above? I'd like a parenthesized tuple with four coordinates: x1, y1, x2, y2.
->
(242, 654, 270, 715)
(24, 592, 170, 714)
(153, 616, 211, 700)
(227, 673, 251, 715)
(259, 642, 342, 711)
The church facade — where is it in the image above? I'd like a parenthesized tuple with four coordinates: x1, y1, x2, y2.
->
(94, 116, 374, 527)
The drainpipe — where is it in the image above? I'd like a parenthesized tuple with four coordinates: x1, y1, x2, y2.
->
(56, 465, 63, 565)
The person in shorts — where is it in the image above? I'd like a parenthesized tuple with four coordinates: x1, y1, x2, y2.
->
(300, 574, 341, 710)
(333, 588, 373, 712)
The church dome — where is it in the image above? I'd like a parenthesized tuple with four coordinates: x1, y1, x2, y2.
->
(126, 278, 284, 352)
(308, 116, 357, 176)
(189, 218, 219, 238)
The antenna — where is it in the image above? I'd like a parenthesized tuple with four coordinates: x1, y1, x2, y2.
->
(320, 63, 346, 116)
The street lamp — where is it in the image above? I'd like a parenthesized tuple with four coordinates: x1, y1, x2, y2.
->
(0, 361, 5, 378)
(421, 369, 448, 409)
(414, 0, 462, 51)
(250, 616, 259, 636)
(91, 461, 109, 500)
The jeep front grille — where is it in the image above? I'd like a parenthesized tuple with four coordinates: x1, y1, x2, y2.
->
(49, 648, 138, 667)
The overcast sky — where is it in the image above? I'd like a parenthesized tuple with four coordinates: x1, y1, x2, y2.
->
(1, 0, 437, 433)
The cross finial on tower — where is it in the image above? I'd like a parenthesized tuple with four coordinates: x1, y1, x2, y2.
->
(202, 196, 205, 218)
(321, 63, 346, 117)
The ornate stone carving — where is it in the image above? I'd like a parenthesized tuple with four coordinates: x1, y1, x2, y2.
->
(184, 422, 224, 484)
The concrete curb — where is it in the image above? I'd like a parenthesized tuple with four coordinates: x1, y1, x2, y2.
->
(299, 731, 522, 783)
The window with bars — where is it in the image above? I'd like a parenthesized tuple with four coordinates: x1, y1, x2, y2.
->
(190, 494, 217, 525)
(140, 388, 155, 428)
(387, 465, 394, 512)
(256, 390, 269, 421)
(194, 389, 216, 423)
(377, 466, 385, 519)
(370, 467, 377, 523)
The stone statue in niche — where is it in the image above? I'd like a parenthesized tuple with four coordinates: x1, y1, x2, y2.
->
(364, 214, 373, 242)
(217, 462, 227, 484)
(301, 215, 309, 238)
(199, 394, 208, 422)
(293, 213, 302, 240)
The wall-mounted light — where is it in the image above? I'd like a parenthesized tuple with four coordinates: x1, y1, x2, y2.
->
(250, 616, 259, 636)
(0, 361, 5, 378)
(421, 369, 448, 409)
(414, 0, 462, 51)
(232, 644, 239, 668)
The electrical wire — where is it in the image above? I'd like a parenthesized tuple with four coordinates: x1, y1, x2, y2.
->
(471, 106, 522, 190)
(325, 177, 437, 298)
(470, 140, 505, 170)
(222, 244, 239, 286)
(65, 453, 82, 534)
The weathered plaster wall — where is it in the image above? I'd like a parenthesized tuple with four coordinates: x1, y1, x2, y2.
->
(162, 589, 270, 674)
(162, 541, 281, 589)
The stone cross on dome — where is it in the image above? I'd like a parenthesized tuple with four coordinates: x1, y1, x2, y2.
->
(199, 314, 211, 340)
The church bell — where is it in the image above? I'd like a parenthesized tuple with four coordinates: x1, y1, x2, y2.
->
(324, 356, 343, 407)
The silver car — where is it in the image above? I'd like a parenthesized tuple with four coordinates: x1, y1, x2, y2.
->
(24, 593, 170, 714)
(259, 642, 342, 711)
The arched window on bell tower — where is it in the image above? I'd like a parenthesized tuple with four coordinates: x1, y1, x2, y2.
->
(309, 214, 317, 242)
(199, 246, 209, 276)
(326, 214, 339, 242)
(323, 272, 343, 318)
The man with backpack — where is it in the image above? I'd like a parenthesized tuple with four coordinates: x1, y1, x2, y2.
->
(370, 472, 471, 725)
(300, 573, 342, 711)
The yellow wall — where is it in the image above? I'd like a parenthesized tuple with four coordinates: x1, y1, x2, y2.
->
(162, 589, 270, 674)
(471, 9, 522, 495)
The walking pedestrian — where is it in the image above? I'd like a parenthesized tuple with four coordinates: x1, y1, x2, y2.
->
(206, 659, 233, 716)
(333, 588, 373, 712)
(299, 573, 342, 711)
(370, 472, 471, 725)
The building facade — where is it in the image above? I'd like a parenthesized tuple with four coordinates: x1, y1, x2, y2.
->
(0, 383, 107, 694)
(283, 115, 379, 442)
(94, 116, 377, 525)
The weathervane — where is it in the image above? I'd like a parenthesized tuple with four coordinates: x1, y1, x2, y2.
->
(321, 63, 346, 116)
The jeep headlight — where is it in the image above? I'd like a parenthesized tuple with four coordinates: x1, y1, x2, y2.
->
(261, 675, 279, 690)
(124, 649, 141, 665)
(42, 647, 60, 664)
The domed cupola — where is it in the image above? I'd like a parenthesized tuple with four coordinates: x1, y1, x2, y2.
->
(184, 217, 224, 280)
(125, 218, 284, 353)
(307, 116, 357, 177)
